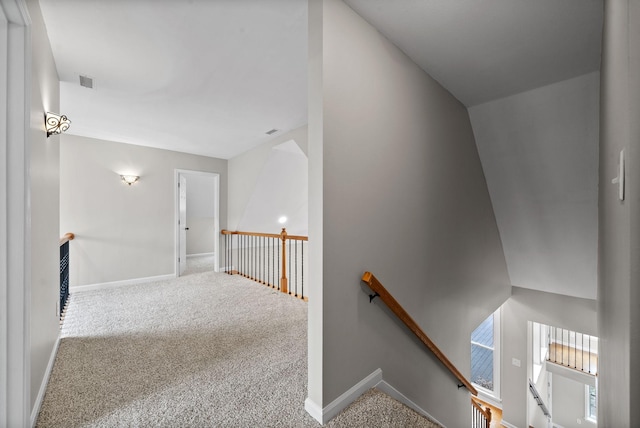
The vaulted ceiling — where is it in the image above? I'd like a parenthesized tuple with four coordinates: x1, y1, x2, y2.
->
(345, 0, 603, 107)
(39, 0, 308, 159)
(39, 0, 602, 159)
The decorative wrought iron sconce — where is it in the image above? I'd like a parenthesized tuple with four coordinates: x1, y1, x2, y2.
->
(45, 112, 71, 137)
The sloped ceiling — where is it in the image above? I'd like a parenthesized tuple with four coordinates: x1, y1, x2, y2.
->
(345, 0, 603, 107)
(39, 0, 602, 158)
(39, 0, 308, 159)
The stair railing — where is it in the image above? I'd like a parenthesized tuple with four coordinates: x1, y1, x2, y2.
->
(361, 272, 477, 394)
(59, 232, 74, 322)
(471, 398, 492, 428)
(221, 229, 308, 301)
(546, 325, 598, 375)
(362, 272, 493, 427)
(528, 379, 550, 417)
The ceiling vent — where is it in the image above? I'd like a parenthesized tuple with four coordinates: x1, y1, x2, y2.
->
(265, 128, 278, 135)
(79, 75, 93, 89)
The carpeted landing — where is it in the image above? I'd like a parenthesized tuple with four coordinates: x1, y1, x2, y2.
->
(36, 268, 440, 427)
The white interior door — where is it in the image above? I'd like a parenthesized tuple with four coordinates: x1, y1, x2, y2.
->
(179, 174, 187, 275)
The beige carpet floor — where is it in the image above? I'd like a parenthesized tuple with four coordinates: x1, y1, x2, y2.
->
(36, 266, 440, 427)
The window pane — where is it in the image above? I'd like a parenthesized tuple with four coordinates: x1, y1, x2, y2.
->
(589, 386, 597, 418)
(471, 344, 494, 391)
(471, 315, 493, 347)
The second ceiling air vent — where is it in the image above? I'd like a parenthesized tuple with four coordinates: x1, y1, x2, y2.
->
(79, 75, 93, 89)
(265, 128, 278, 135)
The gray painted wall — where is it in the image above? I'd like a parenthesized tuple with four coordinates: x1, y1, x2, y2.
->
(236, 141, 308, 236)
(60, 135, 227, 286)
(501, 287, 596, 427)
(552, 374, 595, 428)
(27, 0, 61, 412)
(308, 1, 510, 426)
(185, 174, 216, 255)
(227, 125, 307, 232)
(598, 0, 640, 425)
(469, 72, 599, 300)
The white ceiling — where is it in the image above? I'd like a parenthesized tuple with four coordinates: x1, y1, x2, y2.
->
(40, 0, 602, 158)
(39, 0, 308, 159)
(345, 0, 603, 107)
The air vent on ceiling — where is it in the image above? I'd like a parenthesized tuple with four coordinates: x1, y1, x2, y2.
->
(79, 75, 93, 89)
(265, 128, 278, 135)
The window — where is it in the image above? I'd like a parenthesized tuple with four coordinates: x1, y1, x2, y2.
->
(471, 309, 500, 397)
(585, 384, 597, 422)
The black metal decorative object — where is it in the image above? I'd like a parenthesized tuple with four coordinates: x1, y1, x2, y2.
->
(45, 112, 71, 137)
(59, 241, 70, 319)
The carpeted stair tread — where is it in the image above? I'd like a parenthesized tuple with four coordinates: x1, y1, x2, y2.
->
(327, 388, 442, 427)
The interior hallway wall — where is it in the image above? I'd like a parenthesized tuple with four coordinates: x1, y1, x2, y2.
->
(60, 134, 227, 286)
(227, 125, 308, 234)
(469, 72, 599, 300)
(598, 0, 640, 425)
(27, 0, 61, 414)
(552, 374, 594, 428)
(308, 1, 510, 426)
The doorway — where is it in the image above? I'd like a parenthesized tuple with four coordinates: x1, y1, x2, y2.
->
(174, 169, 220, 276)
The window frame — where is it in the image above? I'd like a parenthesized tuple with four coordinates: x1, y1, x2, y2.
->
(471, 308, 501, 400)
(585, 384, 597, 423)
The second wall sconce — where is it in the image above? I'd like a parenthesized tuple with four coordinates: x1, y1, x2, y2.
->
(121, 175, 140, 186)
(45, 112, 71, 137)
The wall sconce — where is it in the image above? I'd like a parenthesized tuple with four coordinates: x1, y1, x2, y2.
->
(45, 112, 71, 137)
(121, 175, 140, 186)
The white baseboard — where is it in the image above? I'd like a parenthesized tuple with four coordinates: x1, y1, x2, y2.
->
(501, 420, 518, 428)
(186, 252, 214, 258)
(304, 398, 323, 424)
(375, 379, 445, 428)
(31, 333, 61, 427)
(305, 368, 382, 424)
(70, 274, 175, 293)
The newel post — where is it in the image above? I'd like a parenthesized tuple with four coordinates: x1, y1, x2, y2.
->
(280, 228, 288, 294)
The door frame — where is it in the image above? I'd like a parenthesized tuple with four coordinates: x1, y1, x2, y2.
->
(174, 169, 220, 276)
(0, 0, 31, 425)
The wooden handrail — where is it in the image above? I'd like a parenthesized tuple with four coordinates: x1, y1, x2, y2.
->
(471, 398, 492, 424)
(361, 271, 478, 395)
(59, 232, 75, 246)
(222, 229, 281, 239)
(221, 229, 308, 241)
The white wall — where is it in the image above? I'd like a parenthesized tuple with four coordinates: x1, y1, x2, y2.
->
(308, 1, 511, 426)
(469, 72, 600, 300)
(236, 140, 308, 235)
(598, 1, 640, 427)
(27, 0, 61, 415)
(552, 374, 594, 428)
(501, 287, 596, 427)
(228, 125, 307, 233)
(185, 173, 216, 255)
(60, 134, 227, 286)
(598, 0, 640, 425)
